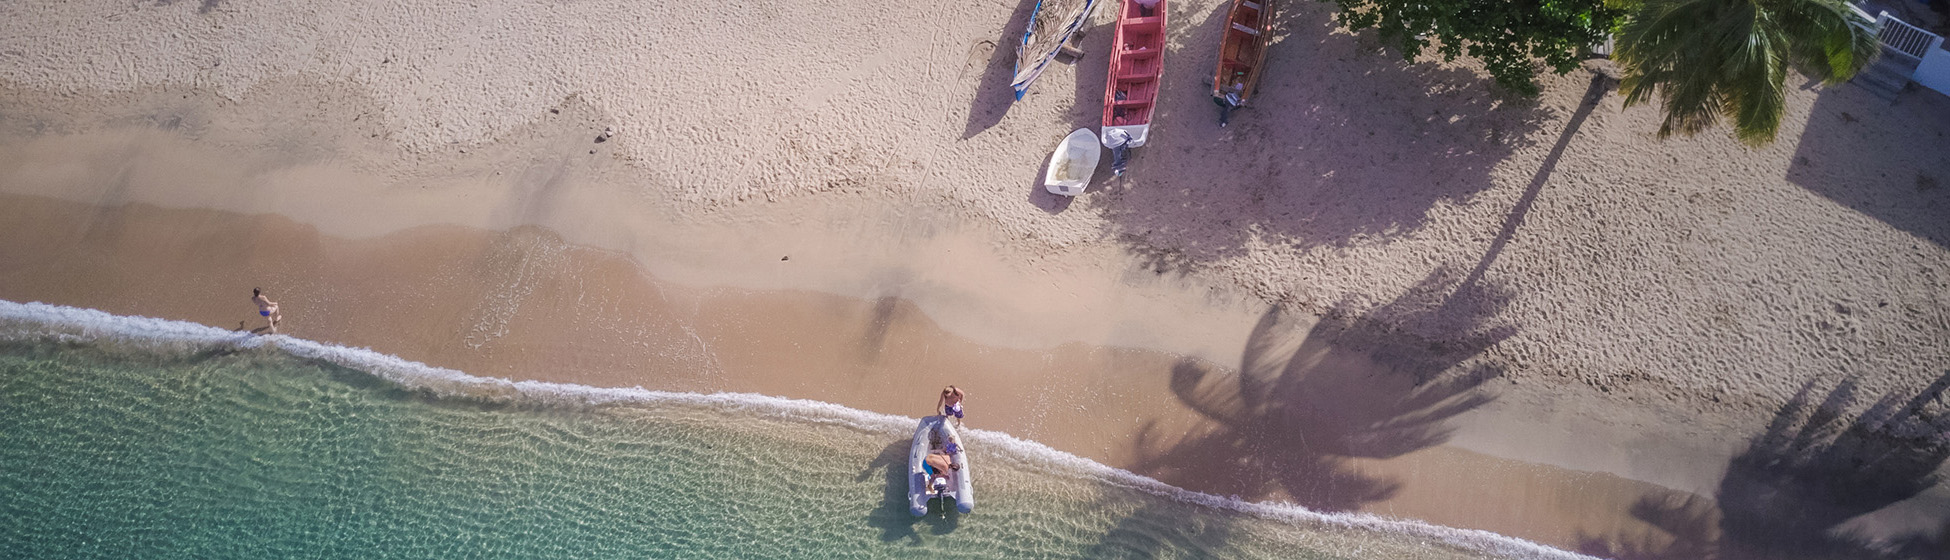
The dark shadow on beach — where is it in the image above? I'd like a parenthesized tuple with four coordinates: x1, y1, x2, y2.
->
(1083, 501, 1245, 559)
(1459, 72, 1613, 288)
(1092, 2, 1552, 275)
(1578, 371, 1950, 560)
(1028, 185, 1077, 214)
(961, 0, 1047, 140)
(1122, 267, 1515, 511)
(859, 438, 961, 542)
(856, 296, 901, 363)
(1786, 82, 1950, 249)
(157, 0, 225, 15)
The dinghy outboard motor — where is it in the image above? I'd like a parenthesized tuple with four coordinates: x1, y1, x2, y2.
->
(1104, 128, 1133, 176)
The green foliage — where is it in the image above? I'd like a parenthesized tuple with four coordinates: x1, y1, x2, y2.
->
(1614, 0, 1879, 145)
(1324, 0, 1627, 95)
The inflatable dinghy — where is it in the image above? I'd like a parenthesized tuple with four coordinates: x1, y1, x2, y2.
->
(908, 415, 974, 516)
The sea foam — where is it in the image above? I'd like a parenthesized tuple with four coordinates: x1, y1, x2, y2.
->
(0, 300, 1595, 560)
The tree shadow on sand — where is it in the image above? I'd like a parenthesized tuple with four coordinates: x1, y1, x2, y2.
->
(1093, 2, 1553, 274)
(1786, 80, 1950, 249)
(1122, 268, 1516, 511)
(1458, 71, 1613, 289)
(1579, 372, 1950, 560)
(1082, 500, 1247, 559)
(859, 439, 959, 543)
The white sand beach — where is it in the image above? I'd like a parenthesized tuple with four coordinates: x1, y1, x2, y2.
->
(2, 0, 1947, 554)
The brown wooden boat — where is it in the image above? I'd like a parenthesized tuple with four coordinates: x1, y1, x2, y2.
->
(1211, 0, 1271, 126)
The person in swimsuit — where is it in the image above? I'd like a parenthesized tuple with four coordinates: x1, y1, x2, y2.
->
(923, 450, 959, 496)
(252, 288, 281, 334)
(938, 385, 966, 427)
(924, 451, 957, 476)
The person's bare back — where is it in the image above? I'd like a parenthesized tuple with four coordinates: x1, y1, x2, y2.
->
(925, 452, 955, 474)
(252, 288, 281, 334)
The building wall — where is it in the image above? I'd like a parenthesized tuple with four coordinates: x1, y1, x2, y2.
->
(1916, 46, 1950, 96)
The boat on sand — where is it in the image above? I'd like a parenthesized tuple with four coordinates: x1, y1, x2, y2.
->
(908, 415, 973, 516)
(1044, 128, 1103, 196)
(1012, 0, 1102, 100)
(1101, 0, 1165, 175)
(1211, 0, 1272, 126)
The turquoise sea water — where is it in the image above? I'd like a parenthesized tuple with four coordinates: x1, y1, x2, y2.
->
(0, 301, 1588, 559)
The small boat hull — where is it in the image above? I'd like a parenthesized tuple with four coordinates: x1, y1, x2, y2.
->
(1102, 0, 1166, 174)
(1212, 0, 1273, 125)
(909, 416, 974, 516)
(1013, 0, 1102, 100)
(1045, 128, 1103, 196)
(1101, 124, 1149, 149)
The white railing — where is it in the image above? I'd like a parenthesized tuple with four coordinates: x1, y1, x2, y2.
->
(1872, 11, 1944, 61)
(1590, 34, 1614, 58)
(1849, 4, 1879, 31)
(1842, 4, 1950, 97)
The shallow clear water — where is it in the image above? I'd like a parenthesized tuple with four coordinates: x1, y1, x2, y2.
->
(0, 301, 1582, 559)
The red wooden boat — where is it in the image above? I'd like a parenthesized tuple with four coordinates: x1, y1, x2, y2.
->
(1100, 0, 1165, 175)
(1211, 0, 1271, 126)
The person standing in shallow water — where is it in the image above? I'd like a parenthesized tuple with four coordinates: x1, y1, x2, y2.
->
(252, 288, 281, 334)
(938, 386, 965, 427)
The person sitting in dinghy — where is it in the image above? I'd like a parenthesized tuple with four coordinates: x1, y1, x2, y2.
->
(926, 456, 958, 495)
(925, 451, 959, 474)
(924, 444, 961, 496)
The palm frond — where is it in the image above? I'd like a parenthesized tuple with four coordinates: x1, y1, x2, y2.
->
(1614, 0, 1879, 145)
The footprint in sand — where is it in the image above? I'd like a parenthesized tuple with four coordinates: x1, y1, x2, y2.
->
(961, 40, 997, 81)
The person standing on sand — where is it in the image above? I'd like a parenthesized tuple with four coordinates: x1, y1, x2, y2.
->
(938, 385, 965, 427)
(252, 288, 281, 334)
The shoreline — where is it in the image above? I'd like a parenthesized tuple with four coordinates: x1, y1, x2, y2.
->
(0, 299, 1605, 560)
(3, 0, 1947, 554)
(0, 191, 1746, 552)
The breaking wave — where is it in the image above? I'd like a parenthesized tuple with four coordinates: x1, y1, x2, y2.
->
(0, 299, 1592, 560)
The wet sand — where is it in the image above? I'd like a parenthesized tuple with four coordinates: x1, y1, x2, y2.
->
(0, 192, 1695, 551)
(3, 0, 1948, 555)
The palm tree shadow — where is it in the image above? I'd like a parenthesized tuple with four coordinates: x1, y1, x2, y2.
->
(1095, 2, 1554, 275)
(1125, 267, 1515, 511)
(1082, 500, 1244, 559)
(1574, 493, 1722, 560)
(1579, 371, 1950, 559)
(1459, 72, 1614, 289)
(1884, 517, 1950, 560)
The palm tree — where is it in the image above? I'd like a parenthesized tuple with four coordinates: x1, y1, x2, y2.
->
(1614, 0, 1881, 145)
